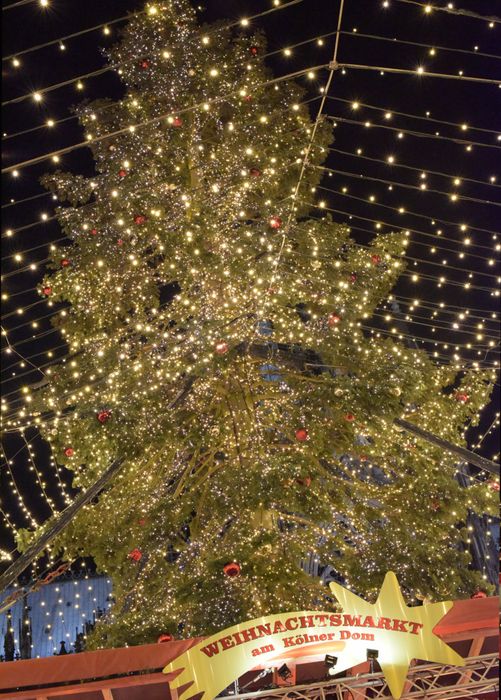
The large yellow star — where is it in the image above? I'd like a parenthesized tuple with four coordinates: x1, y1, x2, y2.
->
(329, 571, 465, 699)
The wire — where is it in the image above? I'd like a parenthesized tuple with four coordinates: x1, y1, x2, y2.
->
(5, 254, 494, 379)
(3, 311, 498, 398)
(389, 293, 500, 317)
(2, 149, 302, 283)
(297, 216, 499, 271)
(473, 415, 499, 449)
(2, 15, 134, 60)
(2, 327, 61, 355)
(1, 298, 48, 320)
(2, 213, 497, 328)
(362, 227, 498, 267)
(2, 104, 319, 239)
(1, 0, 303, 59)
(390, 0, 501, 25)
(3, 218, 58, 237)
(2, 114, 79, 143)
(361, 322, 499, 352)
(286, 228, 500, 282)
(369, 312, 500, 341)
(324, 146, 501, 190)
(5, 219, 496, 361)
(3, 321, 497, 422)
(337, 30, 501, 61)
(301, 203, 497, 253)
(2, 256, 52, 279)
(2, 342, 69, 375)
(2, 0, 39, 10)
(328, 115, 500, 151)
(2, 192, 55, 210)
(3, 9, 322, 109)
(338, 62, 501, 85)
(315, 168, 501, 208)
(0, 285, 41, 299)
(307, 189, 501, 236)
(2, 236, 69, 262)
(2, 66, 113, 107)
(326, 96, 501, 138)
(297, 203, 499, 291)
(1, 62, 330, 175)
(378, 305, 498, 334)
(5, 28, 499, 142)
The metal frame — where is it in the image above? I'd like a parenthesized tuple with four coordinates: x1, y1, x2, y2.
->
(229, 654, 498, 700)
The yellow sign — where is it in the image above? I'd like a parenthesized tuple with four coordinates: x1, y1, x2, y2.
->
(163, 571, 464, 699)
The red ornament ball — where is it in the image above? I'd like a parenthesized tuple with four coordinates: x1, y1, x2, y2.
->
(223, 562, 241, 577)
(344, 413, 356, 422)
(295, 428, 309, 442)
(60, 258, 71, 268)
(269, 216, 282, 230)
(328, 313, 341, 327)
(42, 286, 52, 296)
(371, 254, 382, 265)
(117, 239, 124, 246)
(134, 215, 147, 225)
(157, 633, 173, 643)
(90, 228, 98, 235)
(470, 590, 487, 599)
(128, 548, 143, 563)
(140, 59, 151, 70)
(250, 168, 261, 178)
(118, 169, 127, 178)
(488, 480, 500, 492)
(454, 392, 469, 404)
(250, 46, 259, 56)
(64, 447, 74, 457)
(244, 95, 252, 102)
(215, 340, 229, 355)
(297, 476, 312, 487)
(138, 517, 147, 526)
(172, 116, 183, 127)
(97, 409, 112, 424)
(349, 273, 357, 283)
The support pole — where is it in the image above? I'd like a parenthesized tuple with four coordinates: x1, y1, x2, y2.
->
(0, 458, 125, 593)
(394, 418, 499, 476)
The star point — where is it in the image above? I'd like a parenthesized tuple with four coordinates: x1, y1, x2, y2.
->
(329, 571, 464, 699)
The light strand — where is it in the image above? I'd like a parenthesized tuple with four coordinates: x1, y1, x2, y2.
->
(328, 115, 501, 150)
(390, 0, 501, 25)
(324, 146, 501, 190)
(1, 62, 330, 174)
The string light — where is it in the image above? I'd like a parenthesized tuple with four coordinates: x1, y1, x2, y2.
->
(1, 0, 498, 649)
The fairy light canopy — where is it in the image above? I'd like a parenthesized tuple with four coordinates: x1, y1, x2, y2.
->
(0, 0, 499, 639)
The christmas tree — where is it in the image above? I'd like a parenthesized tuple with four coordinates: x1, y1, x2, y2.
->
(19, 0, 496, 648)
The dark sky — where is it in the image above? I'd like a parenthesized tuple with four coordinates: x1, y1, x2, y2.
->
(1, 0, 500, 560)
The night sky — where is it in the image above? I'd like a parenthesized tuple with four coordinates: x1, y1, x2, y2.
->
(1, 0, 500, 569)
